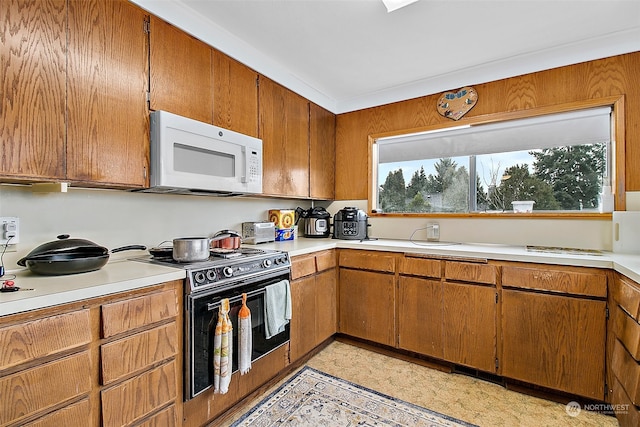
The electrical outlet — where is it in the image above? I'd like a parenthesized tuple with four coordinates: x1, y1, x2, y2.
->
(426, 222, 440, 241)
(0, 217, 20, 245)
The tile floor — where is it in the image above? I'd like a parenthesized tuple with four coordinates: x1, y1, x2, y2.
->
(227, 340, 619, 426)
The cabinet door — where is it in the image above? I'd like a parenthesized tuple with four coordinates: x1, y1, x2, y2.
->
(259, 76, 310, 197)
(149, 16, 212, 124)
(309, 103, 335, 199)
(443, 282, 496, 372)
(0, 0, 66, 180)
(339, 269, 395, 346)
(67, 0, 149, 187)
(290, 275, 316, 361)
(398, 276, 443, 358)
(316, 268, 337, 344)
(502, 289, 606, 399)
(213, 49, 258, 138)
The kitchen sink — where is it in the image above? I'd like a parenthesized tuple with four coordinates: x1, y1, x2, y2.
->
(526, 246, 603, 256)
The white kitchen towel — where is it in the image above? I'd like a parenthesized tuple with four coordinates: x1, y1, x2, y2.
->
(264, 279, 292, 339)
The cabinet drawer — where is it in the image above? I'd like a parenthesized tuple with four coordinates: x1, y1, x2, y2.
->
(315, 250, 336, 272)
(101, 322, 178, 385)
(0, 309, 91, 371)
(614, 306, 640, 361)
(23, 398, 90, 427)
(445, 261, 496, 285)
(137, 404, 177, 427)
(291, 254, 317, 280)
(400, 256, 441, 278)
(101, 359, 177, 426)
(101, 289, 177, 338)
(615, 275, 640, 321)
(611, 377, 640, 427)
(339, 249, 396, 273)
(0, 351, 91, 426)
(612, 338, 640, 405)
(502, 265, 607, 297)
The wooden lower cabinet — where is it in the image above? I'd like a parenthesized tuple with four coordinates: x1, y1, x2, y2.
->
(443, 282, 497, 372)
(501, 289, 606, 399)
(290, 250, 337, 362)
(0, 281, 183, 427)
(610, 274, 640, 425)
(339, 269, 395, 346)
(398, 276, 443, 358)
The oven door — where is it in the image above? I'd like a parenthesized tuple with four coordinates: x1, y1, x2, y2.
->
(186, 276, 290, 399)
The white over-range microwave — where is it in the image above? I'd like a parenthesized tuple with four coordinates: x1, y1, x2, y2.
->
(143, 110, 263, 196)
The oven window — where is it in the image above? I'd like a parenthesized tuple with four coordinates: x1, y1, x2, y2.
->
(190, 281, 290, 397)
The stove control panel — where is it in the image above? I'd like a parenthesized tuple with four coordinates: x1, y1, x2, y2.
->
(188, 251, 290, 291)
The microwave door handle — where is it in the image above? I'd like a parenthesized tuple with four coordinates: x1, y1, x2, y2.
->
(241, 146, 248, 183)
(206, 287, 266, 311)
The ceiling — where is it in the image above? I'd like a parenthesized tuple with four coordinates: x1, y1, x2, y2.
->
(133, 0, 640, 114)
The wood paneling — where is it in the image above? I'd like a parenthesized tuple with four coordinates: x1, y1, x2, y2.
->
(502, 289, 606, 399)
(0, 0, 67, 180)
(136, 404, 177, 427)
(101, 289, 177, 338)
(0, 351, 91, 426)
(502, 264, 607, 297)
(309, 102, 336, 199)
(213, 49, 259, 138)
(335, 52, 640, 200)
(0, 309, 90, 371)
(149, 16, 213, 124)
(67, 0, 149, 187)
(259, 76, 310, 197)
(611, 377, 640, 427)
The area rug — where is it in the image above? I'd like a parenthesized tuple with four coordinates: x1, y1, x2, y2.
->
(230, 366, 478, 426)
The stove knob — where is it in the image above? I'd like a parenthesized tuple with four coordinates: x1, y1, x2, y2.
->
(194, 272, 206, 284)
(222, 266, 233, 278)
(206, 269, 217, 281)
(262, 259, 272, 268)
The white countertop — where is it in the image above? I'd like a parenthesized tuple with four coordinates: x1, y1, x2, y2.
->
(0, 259, 185, 317)
(3, 237, 640, 317)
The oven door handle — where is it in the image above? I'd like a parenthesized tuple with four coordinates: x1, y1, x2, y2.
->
(206, 287, 266, 311)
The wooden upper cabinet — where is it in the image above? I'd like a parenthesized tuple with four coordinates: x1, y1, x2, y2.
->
(259, 76, 310, 197)
(149, 16, 213, 124)
(67, 0, 149, 187)
(0, 0, 67, 181)
(213, 49, 258, 138)
(309, 103, 336, 199)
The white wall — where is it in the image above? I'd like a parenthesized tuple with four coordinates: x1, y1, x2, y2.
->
(328, 200, 616, 251)
(0, 184, 311, 270)
(3, 184, 636, 271)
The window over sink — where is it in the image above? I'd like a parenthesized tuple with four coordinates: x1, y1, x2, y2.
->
(370, 97, 624, 216)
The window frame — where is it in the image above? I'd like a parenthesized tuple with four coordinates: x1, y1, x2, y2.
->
(368, 96, 626, 219)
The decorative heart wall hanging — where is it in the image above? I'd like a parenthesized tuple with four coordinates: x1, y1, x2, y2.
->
(437, 86, 478, 121)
